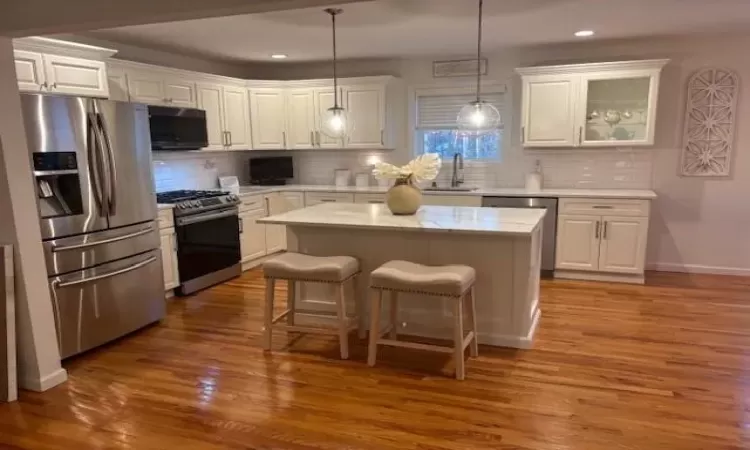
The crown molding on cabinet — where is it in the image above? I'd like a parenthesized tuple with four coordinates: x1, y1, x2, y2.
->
(515, 59, 670, 76)
(108, 59, 248, 87)
(13, 37, 117, 60)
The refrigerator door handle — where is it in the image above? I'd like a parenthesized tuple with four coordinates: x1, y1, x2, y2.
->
(87, 113, 107, 217)
(51, 227, 154, 253)
(93, 100, 118, 215)
(56, 256, 157, 288)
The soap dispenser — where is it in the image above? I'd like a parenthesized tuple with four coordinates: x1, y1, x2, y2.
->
(525, 160, 543, 192)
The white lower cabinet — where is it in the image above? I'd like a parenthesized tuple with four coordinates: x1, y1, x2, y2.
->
(422, 195, 482, 207)
(598, 216, 649, 274)
(555, 199, 650, 279)
(555, 215, 601, 271)
(239, 208, 267, 263)
(264, 193, 286, 254)
(159, 229, 179, 291)
(304, 192, 355, 206)
(354, 193, 386, 204)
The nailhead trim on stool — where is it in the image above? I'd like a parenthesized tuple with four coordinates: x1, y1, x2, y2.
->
(366, 264, 479, 380)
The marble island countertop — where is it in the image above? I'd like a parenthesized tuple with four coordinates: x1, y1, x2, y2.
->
(258, 203, 546, 236)
(235, 184, 657, 200)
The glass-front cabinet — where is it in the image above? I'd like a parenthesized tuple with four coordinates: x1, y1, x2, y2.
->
(517, 60, 668, 148)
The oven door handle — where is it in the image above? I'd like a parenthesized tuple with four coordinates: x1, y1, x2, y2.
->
(51, 227, 154, 253)
(176, 208, 238, 226)
(56, 256, 157, 288)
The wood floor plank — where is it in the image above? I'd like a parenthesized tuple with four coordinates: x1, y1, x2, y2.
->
(1, 269, 749, 449)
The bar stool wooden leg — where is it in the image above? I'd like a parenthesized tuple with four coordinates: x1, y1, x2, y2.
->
(336, 282, 350, 360)
(453, 296, 465, 380)
(354, 275, 366, 340)
(467, 286, 479, 357)
(287, 280, 296, 326)
(389, 290, 399, 339)
(263, 278, 276, 351)
(367, 288, 382, 367)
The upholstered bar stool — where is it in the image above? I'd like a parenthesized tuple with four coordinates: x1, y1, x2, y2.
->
(367, 260, 478, 380)
(262, 252, 361, 359)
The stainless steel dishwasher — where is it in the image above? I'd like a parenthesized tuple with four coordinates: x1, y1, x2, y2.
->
(482, 196, 558, 277)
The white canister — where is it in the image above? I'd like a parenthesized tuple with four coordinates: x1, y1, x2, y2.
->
(334, 169, 351, 187)
(525, 160, 543, 192)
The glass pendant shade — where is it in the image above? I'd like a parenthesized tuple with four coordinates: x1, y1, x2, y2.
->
(457, 100, 501, 136)
(321, 106, 351, 139)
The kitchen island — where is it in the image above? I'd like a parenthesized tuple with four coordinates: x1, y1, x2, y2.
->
(259, 203, 545, 348)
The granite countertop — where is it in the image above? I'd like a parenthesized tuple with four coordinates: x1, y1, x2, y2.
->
(258, 203, 546, 236)
(236, 185, 657, 200)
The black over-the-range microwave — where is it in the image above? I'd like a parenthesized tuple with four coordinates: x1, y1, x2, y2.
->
(148, 105, 209, 151)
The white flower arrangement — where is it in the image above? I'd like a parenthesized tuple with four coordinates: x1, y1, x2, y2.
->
(372, 153, 442, 185)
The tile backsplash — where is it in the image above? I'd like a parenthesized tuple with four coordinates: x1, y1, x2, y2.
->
(152, 151, 250, 192)
(152, 147, 653, 192)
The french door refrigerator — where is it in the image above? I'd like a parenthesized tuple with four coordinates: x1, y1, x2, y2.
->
(21, 94, 165, 359)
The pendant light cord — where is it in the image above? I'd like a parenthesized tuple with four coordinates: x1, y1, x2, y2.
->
(476, 0, 483, 103)
(330, 9, 339, 108)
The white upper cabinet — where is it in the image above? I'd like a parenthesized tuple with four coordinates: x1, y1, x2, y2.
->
(13, 38, 115, 97)
(128, 73, 196, 107)
(164, 78, 197, 107)
(196, 84, 226, 150)
(43, 54, 108, 98)
(521, 75, 578, 147)
(13, 50, 46, 92)
(517, 60, 668, 148)
(344, 84, 386, 148)
(107, 69, 129, 102)
(196, 83, 251, 151)
(285, 89, 316, 149)
(222, 86, 252, 150)
(128, 73, 165, 104)
(249, 88, 287, 149)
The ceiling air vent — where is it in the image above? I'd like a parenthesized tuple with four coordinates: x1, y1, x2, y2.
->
(433, 58, 488, 78)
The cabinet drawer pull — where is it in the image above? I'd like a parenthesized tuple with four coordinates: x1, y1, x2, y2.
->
(595, 221, 600, 239)
(320, 199, 337, 203)
(592, 205, 614, 209)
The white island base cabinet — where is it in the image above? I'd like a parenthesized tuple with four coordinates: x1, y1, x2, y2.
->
(261, 204, 545, 349)
(555, 198, 650, 284)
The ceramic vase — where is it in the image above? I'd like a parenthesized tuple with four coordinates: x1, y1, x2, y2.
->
(386, 176, 422, 215)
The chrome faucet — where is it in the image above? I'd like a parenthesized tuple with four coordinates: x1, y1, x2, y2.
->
(451, 152, 464, 188)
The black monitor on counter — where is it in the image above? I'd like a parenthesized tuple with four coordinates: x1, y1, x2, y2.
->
(249, 156, 294, 186)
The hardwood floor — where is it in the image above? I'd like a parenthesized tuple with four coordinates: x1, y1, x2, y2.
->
(1, 269, 749, 449)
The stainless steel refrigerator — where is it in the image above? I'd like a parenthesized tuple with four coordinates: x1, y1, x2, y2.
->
(21, 94, 165, 359)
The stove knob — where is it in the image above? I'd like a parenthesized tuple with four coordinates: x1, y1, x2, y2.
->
(192, 200, 201, 207)
(178, 204, 186, 209)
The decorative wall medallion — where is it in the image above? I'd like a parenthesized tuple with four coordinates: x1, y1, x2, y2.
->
(681, 68, 739, 177)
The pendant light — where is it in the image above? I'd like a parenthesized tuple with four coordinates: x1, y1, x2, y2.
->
(321, 8, 350, 139)
(457, 0, 501, 135)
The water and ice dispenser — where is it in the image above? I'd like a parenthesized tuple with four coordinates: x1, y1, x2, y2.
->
(32, 152, 83, 219)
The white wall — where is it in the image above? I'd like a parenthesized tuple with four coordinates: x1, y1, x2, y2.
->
(270, 33, 750, 275)
(0, 37, 66, 392)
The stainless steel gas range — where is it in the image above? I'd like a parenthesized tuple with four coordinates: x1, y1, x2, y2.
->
(156, 190, 242, 295)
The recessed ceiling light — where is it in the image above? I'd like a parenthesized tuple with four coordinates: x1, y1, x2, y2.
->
(574, 30, 595, 37)
(271, 54, 288, 59)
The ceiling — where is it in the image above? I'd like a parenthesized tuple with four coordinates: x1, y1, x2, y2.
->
(88, 0, 750, 63)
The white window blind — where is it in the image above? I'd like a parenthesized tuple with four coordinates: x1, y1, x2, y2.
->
(416, 92, 504, 130)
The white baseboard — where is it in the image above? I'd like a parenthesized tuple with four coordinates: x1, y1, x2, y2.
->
(19, 367, 67, 392)
(647, 262, 750, 277)
(555, 270, 645, 285)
